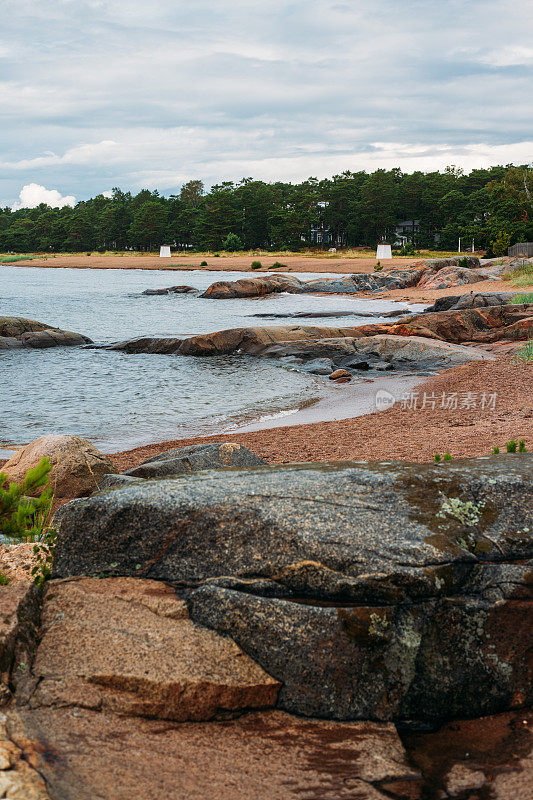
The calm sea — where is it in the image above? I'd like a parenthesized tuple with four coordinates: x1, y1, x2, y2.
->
(0, 266, 422, 453)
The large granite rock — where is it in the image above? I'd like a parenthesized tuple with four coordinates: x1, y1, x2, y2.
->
(0, 317, 91, 349)
(28, 578, 279, 721)
(124, 442, 266, 479)
(6, 706, 420, 800)
(53, 455, 533, 724)
(3, 435, 118, 498)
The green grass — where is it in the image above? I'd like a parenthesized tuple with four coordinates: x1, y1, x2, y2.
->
(511, 292, 533, 304)
(503, 261, 533, 287)
(514, 338, 533, 363)
(0, 255, 36, 263)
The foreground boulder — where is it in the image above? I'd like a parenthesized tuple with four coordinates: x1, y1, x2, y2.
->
(3, 435, 118, 498)
(124, 442, 266, 479)
(53, 454, 533, 723)
(28, 578, 279, 721)
(0, 317, 91, 349)
(6, 706, 420, 800)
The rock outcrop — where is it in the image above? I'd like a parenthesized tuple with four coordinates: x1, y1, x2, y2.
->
(6, 706, 421, 800)
(124, 443, 266, 479)
(200, 258, 488, 298)
(357, 303, 533, 344)
(3, 435, 118, 498)
(424, 292, 519, 312)
(29, 578, 280, 721)
(52, 454, 533, 724)
(0, 317, 91, 349)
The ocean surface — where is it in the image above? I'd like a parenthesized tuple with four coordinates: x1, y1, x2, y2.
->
(0, 266, 424, 454)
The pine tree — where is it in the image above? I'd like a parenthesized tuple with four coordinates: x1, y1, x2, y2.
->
(0, 458, 53, 541)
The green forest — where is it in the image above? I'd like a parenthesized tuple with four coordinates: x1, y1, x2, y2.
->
(1, 164, 532, 255)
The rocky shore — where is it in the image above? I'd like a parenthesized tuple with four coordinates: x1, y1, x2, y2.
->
(0, 259, 531, 799)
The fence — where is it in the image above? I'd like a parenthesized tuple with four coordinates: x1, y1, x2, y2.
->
(508, 242, 533, 257)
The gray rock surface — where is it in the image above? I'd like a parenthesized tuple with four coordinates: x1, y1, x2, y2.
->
(142, 285, 196, 295)
(53, 454, 533, 723)
(124, 442, 266, 479)
(425, 292, 518, 313)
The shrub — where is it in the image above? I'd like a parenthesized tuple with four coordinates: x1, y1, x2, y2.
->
(200, 260, 208, 266)
(519, 439, 527, 452)
(0, 458, 53, 542)
(443, 453, 452, 461)
(251, 261, 262, 269)
(492, 446, 500, 454)
(0, 573, 11, 586)
(268, 262, 287, 269)
(374, 261, 383, 271)
(399, 242, 416, 256)
(434, 453, 441, 463)
(490, 231, 511, 257)
(506, 439, 517, 453)
(222, 233, 243, 251)
(0, 458, 57, 586)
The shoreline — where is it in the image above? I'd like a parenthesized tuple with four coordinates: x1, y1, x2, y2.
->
(109, 350, 532, 472)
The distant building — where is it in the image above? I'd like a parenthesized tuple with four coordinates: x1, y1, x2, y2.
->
(309, 222, 346, 247)
(394, 219, 420, 246)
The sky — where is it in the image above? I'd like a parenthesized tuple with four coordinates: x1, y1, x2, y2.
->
(1, 0, 532, 208)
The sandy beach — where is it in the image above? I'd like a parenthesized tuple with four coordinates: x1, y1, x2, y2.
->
(110, 350, 532, 472)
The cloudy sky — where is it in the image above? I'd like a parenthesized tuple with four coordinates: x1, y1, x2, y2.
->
(1, 0, 532, 208)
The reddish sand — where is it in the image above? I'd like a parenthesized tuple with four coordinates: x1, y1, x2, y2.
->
(110, 352, 533, 472)
(7, 252, 421, 274)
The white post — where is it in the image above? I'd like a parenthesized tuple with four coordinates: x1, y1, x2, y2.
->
(458, 237, 461, 252)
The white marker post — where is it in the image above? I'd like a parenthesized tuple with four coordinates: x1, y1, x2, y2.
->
(159, 246, 171, 258)
(376, 243, 392, 259)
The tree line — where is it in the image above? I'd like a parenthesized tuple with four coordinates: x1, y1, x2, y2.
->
(1, 165, 532, 255)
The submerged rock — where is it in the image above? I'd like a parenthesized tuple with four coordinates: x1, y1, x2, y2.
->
(3, 435, 118, 498)
(142, 285, 196, 295)
(0, 317, 91, 349)
(124, 443, 266, 479)
(53, 454, 533, 723)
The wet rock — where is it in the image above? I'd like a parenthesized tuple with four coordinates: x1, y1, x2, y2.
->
(142, 285, 196, 295)
(3, 435, 118, 498)
(299, 358, 334, 375)
(29, 578, 279, 721)
(124, 443, 267, 479)
(403, 708, 532, 800)
(52, 454, 533, 723)
(7, 706, 421, 800)
(0, 317, 91, 349)
(328, 368, 351, 380)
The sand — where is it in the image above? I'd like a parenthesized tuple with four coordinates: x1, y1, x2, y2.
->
(110, 351, 533, 471)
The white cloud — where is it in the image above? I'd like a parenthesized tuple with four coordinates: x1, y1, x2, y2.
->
(0, 0, 532, 203)
(11, 183, 76, 210)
